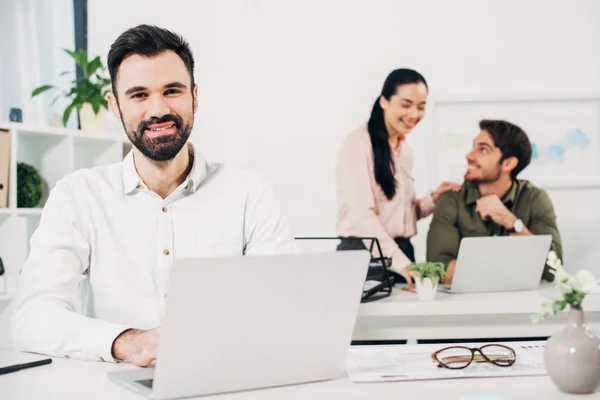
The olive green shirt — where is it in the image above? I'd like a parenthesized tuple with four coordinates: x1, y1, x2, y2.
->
(426, 180, 562, 282)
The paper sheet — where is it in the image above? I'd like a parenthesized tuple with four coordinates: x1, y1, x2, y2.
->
(346, 341, 547, 382)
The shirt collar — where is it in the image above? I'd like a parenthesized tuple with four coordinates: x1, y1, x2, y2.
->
(184, 144, 208, 193)
(122, 143, 208, 194)
(465, 180, 518, 206)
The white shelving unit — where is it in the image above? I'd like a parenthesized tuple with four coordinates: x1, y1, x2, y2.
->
(0, 122, 131, 302)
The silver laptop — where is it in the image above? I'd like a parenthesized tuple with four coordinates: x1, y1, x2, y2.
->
(438, 235, 552, 294)
(107, 250, 370, 399)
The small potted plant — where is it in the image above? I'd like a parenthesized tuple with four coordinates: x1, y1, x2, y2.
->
(531, 251, 600, 394)
(17, 162, 44, 208)
(31, 49, 111, 131)
(406, 261, 446, 301)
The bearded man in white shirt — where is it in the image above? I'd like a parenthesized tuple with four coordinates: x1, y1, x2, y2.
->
(12, 25, 296, 366)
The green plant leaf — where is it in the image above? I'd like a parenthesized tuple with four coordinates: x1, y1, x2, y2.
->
(86, 56, 102, 76)
(62, 103, 76, 127)
(406, 262, 446, 282)
(76, 49, 89, 77)
(37, 49, 112, 120)
(65, 48, 89, 77)
(59, 70, 72, 76)
(91, 98, 101, 114)
(552, 300, 567, 314)
(50, 95, 62, 106)
(31, 85, 55, 97)
(64, 48, 77, 59)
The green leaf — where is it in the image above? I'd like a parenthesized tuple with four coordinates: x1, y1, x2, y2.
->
(406, 262, 446, 282)
(59, 70, 72, 76)
(62, 103, 76, 127)
(76, 50, 89, 76)
(86, 56, 102, 76)
(63, 48, 77, 59)
(50, 95, 62, 106)
(65, 48, 89, 76)
(31, 85, 55, 97)
(552, 300, 567, 314)
(91, 98, 100, 114)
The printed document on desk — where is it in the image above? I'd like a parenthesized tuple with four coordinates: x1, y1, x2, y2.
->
(346, 341, 546, 382)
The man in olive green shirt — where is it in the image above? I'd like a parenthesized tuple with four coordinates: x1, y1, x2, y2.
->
(427, 120, 562, 283)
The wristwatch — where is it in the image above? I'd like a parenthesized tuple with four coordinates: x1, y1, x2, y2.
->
(508, 218, 524, 233)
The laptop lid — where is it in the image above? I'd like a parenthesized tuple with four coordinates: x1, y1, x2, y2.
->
(150, 250, 370, 399)
(448, 235, 552, 294)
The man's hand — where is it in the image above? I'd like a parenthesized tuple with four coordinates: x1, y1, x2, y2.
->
(444, 260, 456, 284)
(112, 328, 160, 367)
(475, 195, 516, 229)
(431, 181, 462, 203)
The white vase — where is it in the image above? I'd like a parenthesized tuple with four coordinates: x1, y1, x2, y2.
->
(544, 306, 600, 394)
(78, 103, 105, 132)
(414, 277, 437, 301)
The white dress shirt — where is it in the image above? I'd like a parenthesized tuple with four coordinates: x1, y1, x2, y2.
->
(12, 145, 296, 362)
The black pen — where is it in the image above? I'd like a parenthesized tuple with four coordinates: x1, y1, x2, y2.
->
(0, 358, 52, 375)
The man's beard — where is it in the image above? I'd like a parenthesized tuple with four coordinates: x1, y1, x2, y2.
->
(122, 112, 193, 162)
(466, 165, 502, 184)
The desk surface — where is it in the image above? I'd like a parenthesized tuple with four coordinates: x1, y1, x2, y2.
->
(358, 283, 600, 316)
(353, 284, 600, 341)
(1, 347, 596, 400)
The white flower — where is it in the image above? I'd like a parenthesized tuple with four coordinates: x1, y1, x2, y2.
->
(554, 266, 570, 284)
(546, 252, 563, 275)
(533, 260, 598, 323)
(573, 270, 598, 293)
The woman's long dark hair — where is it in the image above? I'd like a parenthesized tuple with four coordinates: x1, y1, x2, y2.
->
(368, 69, 428, 199)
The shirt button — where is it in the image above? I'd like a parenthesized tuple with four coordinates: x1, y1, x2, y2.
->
(185, 184, 189, 190)
(163, 249, 170, 255)
(162, 207, 168, 213)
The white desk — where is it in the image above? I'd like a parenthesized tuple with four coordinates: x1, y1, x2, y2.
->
(1, 347, 596, 400)
(354, 284, 600, 341)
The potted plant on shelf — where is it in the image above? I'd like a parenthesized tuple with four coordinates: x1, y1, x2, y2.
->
(31, 49, 111, 131)
(531, 251, 600, 394)
(17, 162, 43, 208)
(406, 261, 446, 301)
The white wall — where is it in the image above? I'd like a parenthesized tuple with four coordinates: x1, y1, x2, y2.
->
(88, 0, 600, 270)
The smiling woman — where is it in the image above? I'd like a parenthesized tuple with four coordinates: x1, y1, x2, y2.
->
(335, 69, 461, 288)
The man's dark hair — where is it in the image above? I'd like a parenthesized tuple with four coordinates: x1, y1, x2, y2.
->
(107, 24, 195, 98)
(479, 119, 532, 179)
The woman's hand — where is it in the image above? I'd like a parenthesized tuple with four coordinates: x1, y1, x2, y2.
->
(397, 266, 420, 289)
(431, 181, 461, 203)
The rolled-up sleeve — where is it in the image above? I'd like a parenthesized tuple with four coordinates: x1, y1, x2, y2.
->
(426, 192, 461, 267)
(528, 189, 563, 282)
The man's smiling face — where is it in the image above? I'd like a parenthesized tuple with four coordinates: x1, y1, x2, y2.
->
(111, 50, 197, 162)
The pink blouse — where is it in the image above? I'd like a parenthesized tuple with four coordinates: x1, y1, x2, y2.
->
(336, 125, 435, 271)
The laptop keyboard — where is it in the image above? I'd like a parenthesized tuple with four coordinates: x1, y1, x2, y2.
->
(136, 379, 154, 388)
